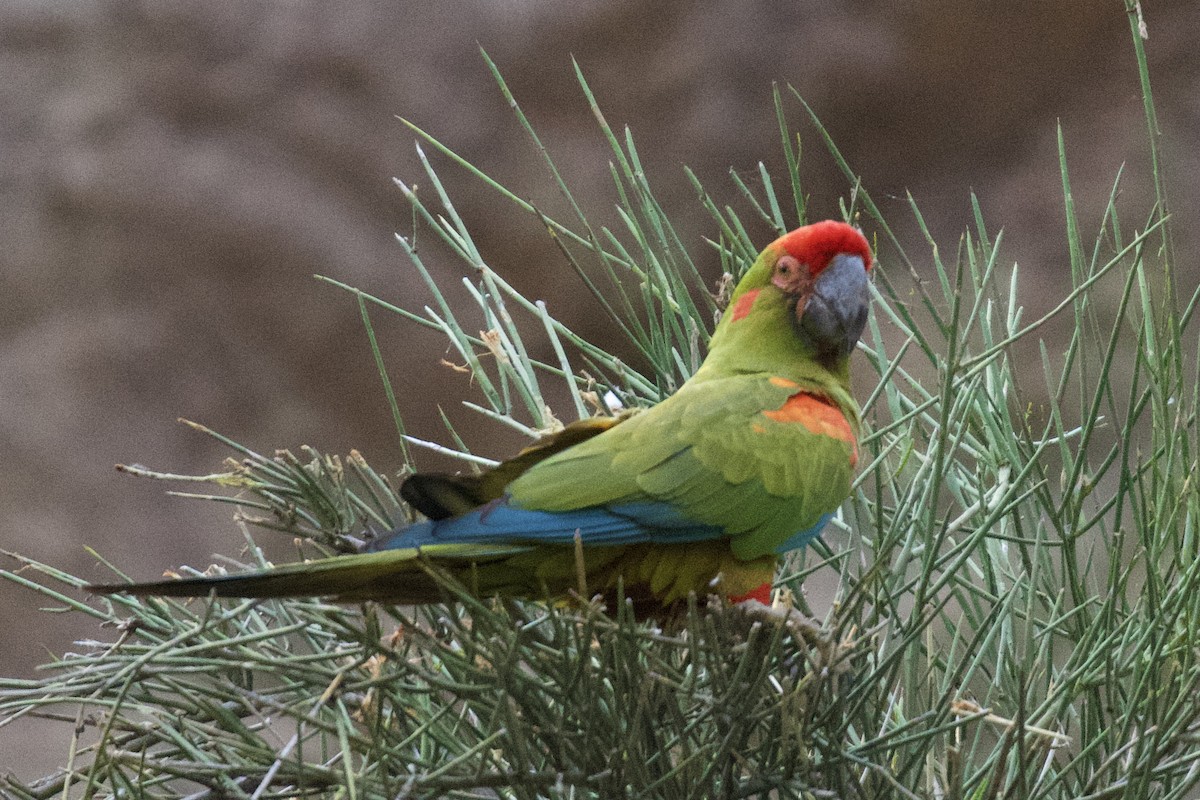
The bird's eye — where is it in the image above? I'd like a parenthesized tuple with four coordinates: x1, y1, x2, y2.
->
(775, 255, 801, 276)
(771, 254, 810, 295)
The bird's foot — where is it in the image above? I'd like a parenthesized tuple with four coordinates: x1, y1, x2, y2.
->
(731, 597, 825, 646)
(725, 591, 853, 677)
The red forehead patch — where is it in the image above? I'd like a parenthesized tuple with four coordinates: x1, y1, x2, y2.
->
(773, 221, 872, 275)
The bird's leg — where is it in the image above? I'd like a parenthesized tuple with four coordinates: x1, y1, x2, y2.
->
(726, 589, 853, 677)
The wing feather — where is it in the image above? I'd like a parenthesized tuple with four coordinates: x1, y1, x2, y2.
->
(507, 373, 858, 559)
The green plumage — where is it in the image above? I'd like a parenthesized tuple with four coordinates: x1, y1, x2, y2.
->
(508, 372, 857, 561)
(89, 221, 871, 611)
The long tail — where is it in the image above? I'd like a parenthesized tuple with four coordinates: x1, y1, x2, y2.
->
(86, 543, 526, 604)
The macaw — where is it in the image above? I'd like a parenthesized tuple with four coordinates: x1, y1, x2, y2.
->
(89, 220, 872, 613)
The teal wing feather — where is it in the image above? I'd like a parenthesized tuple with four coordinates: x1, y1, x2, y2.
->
(508, 373, 859, 559)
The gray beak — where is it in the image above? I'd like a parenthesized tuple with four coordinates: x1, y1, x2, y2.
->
(796, 253, 870, 362)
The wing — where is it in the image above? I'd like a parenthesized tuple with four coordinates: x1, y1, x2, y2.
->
(507, 373, 859, 560)
(370, 373, 857, 560)
(398, 414, 630, 520)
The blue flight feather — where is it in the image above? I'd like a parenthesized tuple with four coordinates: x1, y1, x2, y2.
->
(366, 498, 722, 551)
(366, 496, 830, 554)
(773, 512, 831, 553)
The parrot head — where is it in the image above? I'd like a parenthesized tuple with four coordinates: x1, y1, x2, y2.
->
(711, 220, 872, 371)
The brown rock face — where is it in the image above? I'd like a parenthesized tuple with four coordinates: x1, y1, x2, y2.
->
(1, 0, 1197, 776)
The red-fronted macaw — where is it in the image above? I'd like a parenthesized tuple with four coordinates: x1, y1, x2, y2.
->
(89, 220, 872, 612)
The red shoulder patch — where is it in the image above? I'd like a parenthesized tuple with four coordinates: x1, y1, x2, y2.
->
(763, 392, 858, 467)
(731, 288, 761, 322)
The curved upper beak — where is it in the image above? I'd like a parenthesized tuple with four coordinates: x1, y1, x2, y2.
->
(796, 253, 870, 361)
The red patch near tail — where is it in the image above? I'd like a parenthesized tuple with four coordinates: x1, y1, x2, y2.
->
(731, 289, 761, 322)
(728, 583, 772, 605)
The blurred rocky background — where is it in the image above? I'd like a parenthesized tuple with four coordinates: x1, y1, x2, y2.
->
(3, 0, 1197, 777)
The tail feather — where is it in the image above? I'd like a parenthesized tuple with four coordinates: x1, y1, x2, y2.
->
(86, 543, 526, 604)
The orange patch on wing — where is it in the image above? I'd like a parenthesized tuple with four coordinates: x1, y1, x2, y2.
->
(763, 392, 859, 467)
(769, 376, 799, 388)
(730, 288, 761, 322)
